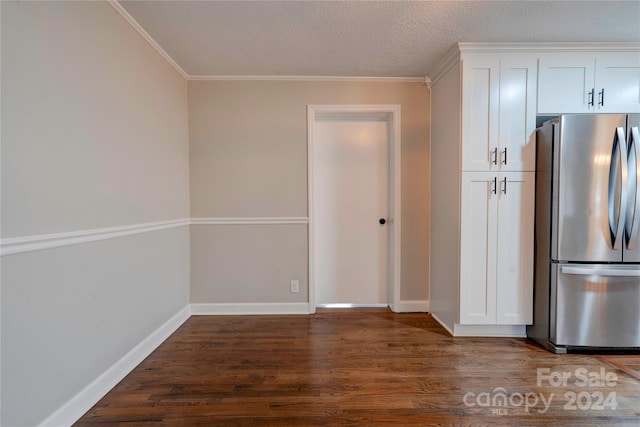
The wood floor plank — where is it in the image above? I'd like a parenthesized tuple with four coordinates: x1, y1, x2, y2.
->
(74, 309, 640, 426)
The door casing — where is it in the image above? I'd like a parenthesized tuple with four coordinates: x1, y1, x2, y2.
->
(307, 105, 401, 313)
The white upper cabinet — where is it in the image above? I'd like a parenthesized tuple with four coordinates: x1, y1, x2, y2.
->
(461, 54, 536, 172)
(595, 52, 640, 113)
(461, 55, 500, 172)
(499, 56, 537, 172)
(538, 51, 640, 114)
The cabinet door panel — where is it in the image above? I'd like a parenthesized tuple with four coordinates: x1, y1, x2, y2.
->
(595, 52, 640, 113)
(462, 56, 499, 171)
(460, 173, 498, 324)
(496, 172, 534, 325)
(538, 54, 595, 114)
(499, 57, 537, 171)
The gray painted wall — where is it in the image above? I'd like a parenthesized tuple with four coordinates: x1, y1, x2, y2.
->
(191, 225, 308, 303)
(1, 2, 430, 424)
(1, 1, 190, 425)
(188, 80, 430, 303)
(429, 62, 462, 330)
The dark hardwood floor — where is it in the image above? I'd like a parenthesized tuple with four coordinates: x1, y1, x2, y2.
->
(75, 308, 640, 426)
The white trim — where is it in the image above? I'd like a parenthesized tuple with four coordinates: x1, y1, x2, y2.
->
(0, 1, 3, 421)
(453, 323, 527, 338)
(396, 300, 430, 313)
(316, 303, 389, 309)
(38, 306, 191, 427)
(188, 75, 424, 83)
(458, 41, 640, 53)
(190, 217, 308, 225)
(1, 219, 189, 256)
(429, 42, 640, 87)
(428, 45, 461, 86)
(430, 314, 526, 337)
(307, 105, 402, 314)
(107, 0, 189, 79)
(190, 303, 311, 315)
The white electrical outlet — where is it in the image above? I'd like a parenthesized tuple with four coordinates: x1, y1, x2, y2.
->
(290, 280, 300, 293)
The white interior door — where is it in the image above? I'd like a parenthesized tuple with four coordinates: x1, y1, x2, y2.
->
(313, 119, 389, 305)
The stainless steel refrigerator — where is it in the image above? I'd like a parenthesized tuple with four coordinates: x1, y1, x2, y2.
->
(528, 114, 640, 353)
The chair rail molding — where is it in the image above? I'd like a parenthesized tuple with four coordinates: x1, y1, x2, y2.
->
(1, 219, 190, 256)
(190, 217, 309, 225)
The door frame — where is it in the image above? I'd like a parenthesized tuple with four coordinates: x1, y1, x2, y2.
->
(307, 105, 401, 313)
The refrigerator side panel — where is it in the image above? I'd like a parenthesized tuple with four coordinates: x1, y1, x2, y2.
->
(553, 264, 640, 348)
(527, 122, 554, 346)
(556, 114, 627, 262)
(625, 114, 640, 262)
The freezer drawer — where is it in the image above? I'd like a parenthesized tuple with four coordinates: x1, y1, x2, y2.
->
(552, 263, 640, 348)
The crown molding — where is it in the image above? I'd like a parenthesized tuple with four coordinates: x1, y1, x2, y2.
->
(102, 3, 426, 85)
(108, 0, 189, 79)
(188, 75, 424, 83)
(428, 41, 640, 87)
(457, 41, 640, 53)
(428, 45, 461, 87)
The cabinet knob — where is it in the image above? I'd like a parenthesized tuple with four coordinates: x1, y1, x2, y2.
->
(379, 218, 386, 225)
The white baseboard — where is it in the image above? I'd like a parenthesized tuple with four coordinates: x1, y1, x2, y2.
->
(429, 312, 526, 337)
(33, 301, 525, 427)
(395, 300, 430, 313)
(38, 306, 191, 427)
(190, 302, 311, 315)
(453, 323, 527, 337)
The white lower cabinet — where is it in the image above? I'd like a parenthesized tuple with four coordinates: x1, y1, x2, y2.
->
(460, 171, 534, 325)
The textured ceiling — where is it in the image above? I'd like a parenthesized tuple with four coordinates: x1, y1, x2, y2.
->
(118, 0, 640, 78)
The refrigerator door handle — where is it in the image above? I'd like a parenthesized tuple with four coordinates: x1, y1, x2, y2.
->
(608, 126, 628, 250)
(561, 266, 640, 277)
(626, 126, 640, 250)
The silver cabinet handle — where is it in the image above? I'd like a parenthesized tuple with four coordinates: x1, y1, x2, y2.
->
(561, 266, 640, 277)
(502, 147, 507, 165)
(501, 177, 507, 194)
(598, 89, 605, 107)
(608, 127, 628, 250)
(491, 147, 498, 165)
(491, 177, 497, 194)
(588, 89, 595, 107)
(626, 126, 640, 250)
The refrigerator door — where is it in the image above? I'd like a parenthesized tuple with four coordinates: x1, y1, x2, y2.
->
(555, 114, 628, 262)
(552, 263, 640, 348)
(624, 114, 640, 262)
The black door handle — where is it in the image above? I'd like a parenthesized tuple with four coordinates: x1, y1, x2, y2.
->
(379, 218, 386, 225)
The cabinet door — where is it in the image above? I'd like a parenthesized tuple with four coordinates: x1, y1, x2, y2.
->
(496, 172, 534, 325)
(460, 172, 498, 324)
(462, 55, 499, 172)
(499, 56, 537, 172)
(538, 53, 595, 114)
(594, 52, 640, 113)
